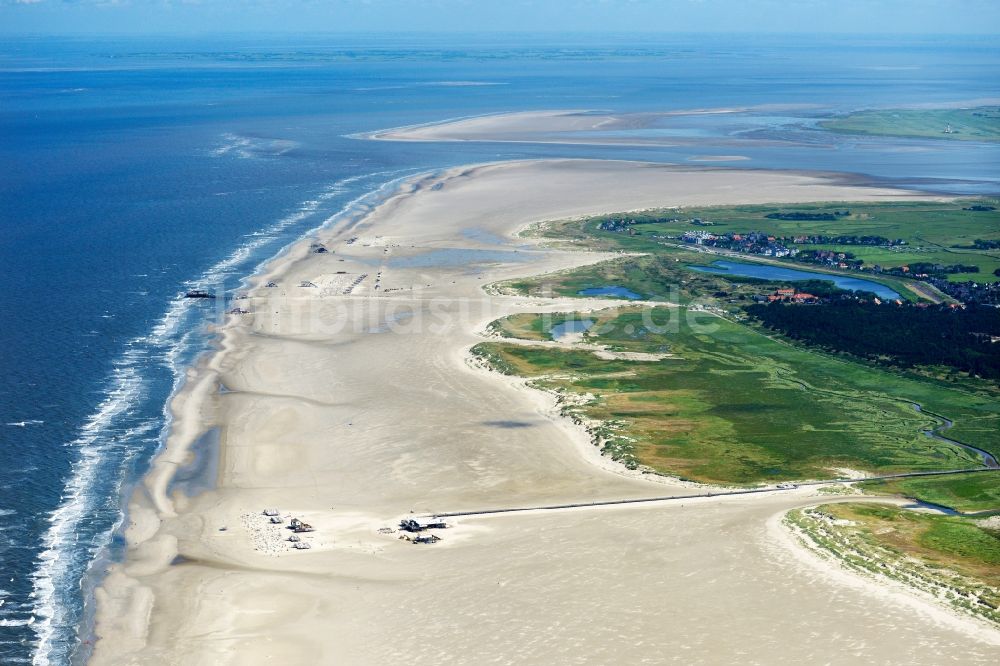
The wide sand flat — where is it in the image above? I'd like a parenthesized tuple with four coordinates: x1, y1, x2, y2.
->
(370, 110, 621, 142)
(90, 160, 997, 665)
(369, 108, 809, 149)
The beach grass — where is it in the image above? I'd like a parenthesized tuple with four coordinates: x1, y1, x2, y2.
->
(474, 307, 999, 484)
(835, 503, 1000, 574)
(819, 107, 1000, 143)
(859, 472, 1000, 513)
(788, 502, 1000, 626)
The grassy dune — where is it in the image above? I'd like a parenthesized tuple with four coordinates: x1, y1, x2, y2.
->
(788, 503, 1000, 626)
(475, 307, 998, 484)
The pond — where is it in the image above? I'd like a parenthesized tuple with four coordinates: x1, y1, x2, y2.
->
(577, 285, 644, 300)
(688, 260, 900, 300)
(550, 318, 595, 341)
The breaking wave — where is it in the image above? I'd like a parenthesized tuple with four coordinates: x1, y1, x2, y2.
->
(27, 167, 421, 666)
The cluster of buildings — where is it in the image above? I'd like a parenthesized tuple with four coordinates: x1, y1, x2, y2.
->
(681, 230, 800, 258)
(598, 215, 703, 233)
(761, 288, 818, 303)
(398, 516, 448, 545)
(681, 230, 906, 267)
(797, 248, 862, 270)
(924, 278, 1000, 307)
(600, 215, 997, 307)
(261, 509, 316, 550)
(753, 288, 908, 307)
(862, 263, 996, 306)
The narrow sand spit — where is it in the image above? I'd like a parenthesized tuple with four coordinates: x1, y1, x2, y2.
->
(367, 108, 822, 148)
(90, 160, 996, 665)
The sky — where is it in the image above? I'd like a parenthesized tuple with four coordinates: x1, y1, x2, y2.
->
(1, 0, 999, 36)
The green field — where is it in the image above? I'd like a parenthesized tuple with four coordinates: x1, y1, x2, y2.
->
(819, 107, 1000, 143)
(475, 307, 999, 484)
(529, 200, 1000, 285)
(788, 503, 1000, 626)
(860, 472, 1000, 513)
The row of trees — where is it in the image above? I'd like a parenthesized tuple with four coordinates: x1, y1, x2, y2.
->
(764, 211, 850, 221)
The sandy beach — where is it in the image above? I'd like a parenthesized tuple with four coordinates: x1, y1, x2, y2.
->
(367, 110, 623, 142)
(366, 108, 815, 149)
(90, 159, 998, 665)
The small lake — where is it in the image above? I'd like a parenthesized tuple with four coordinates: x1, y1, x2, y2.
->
(550, 319, 595, 341)
(577, 285, 644, 300)
(688, 261, 900, 300)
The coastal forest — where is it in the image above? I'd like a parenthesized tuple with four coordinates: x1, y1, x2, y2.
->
(746, 301, 1000, 380)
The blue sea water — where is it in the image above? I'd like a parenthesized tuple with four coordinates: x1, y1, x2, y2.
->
(1, 33, 998, 664)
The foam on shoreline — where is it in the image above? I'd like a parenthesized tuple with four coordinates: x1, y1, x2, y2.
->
(30, 169, 423, 666)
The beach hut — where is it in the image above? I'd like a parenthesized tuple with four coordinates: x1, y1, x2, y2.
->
(289, 518, 315, 533)
(418, 518, 447, 530)
(400, 517, 448, 532)
(263, 508, 280, 517)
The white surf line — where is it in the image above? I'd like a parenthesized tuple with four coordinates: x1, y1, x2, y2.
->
(29, 167, 422, 666)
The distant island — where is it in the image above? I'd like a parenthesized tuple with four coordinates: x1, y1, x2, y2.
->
(820, 106, 1000, 142)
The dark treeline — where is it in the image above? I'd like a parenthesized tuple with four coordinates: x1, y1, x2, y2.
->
(906, 262, 980, 275)
(764, 211, 849, 221)
(794, 234, 895, 245)
(746, 301, 1000, 380)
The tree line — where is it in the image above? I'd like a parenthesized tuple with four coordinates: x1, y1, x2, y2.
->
(745, 301, 1000, 380)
